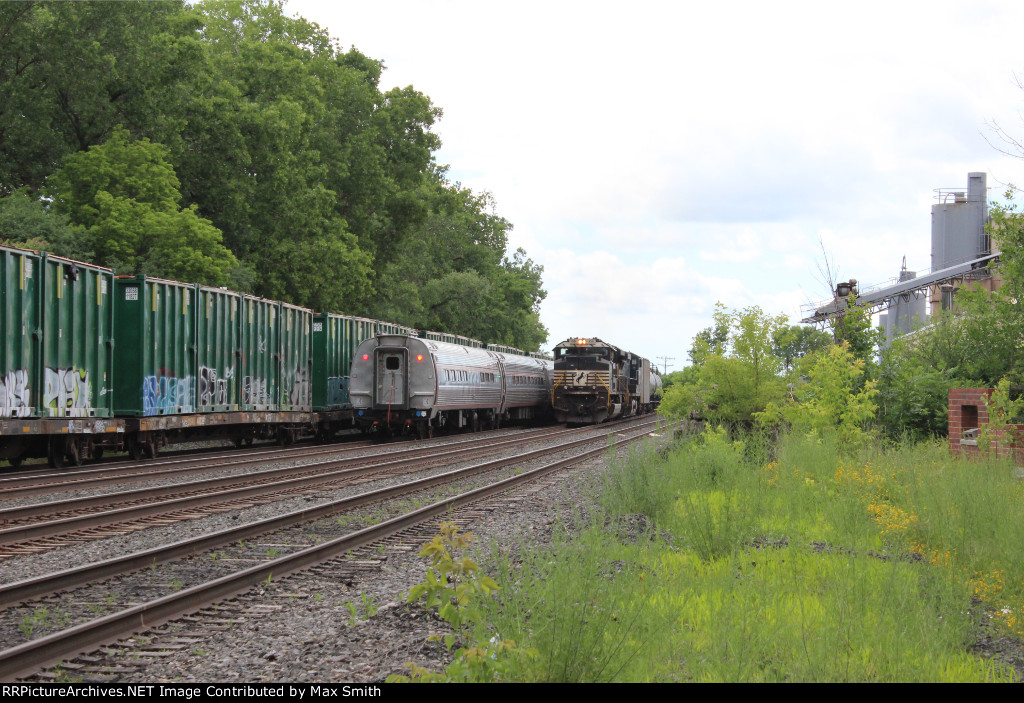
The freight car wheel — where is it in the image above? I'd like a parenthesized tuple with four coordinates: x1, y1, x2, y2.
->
(92, 447, 104, 461)
(68, 438, 83, 466)
(47, 437, 74, 469)
(128, 436, 145, 462)
(6, 457, 22, 469)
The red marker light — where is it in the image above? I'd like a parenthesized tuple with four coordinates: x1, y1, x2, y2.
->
(416, 354, 424, 362)
(362, 354, 369, 361)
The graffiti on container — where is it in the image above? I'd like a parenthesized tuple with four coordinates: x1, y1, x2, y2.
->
(282, 365, 309, 407)
(44, 367, 92, 417)
(242, 376, 269, 406)
(142, 374, 195, 415)
(199, 366, 233, 406)
(0, 369, 31, 417)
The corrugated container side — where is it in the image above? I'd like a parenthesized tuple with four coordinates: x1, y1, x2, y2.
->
(279, 302, 312, 411)
(0, 246, 40, 417)
(39, 254, 114, 417)
(425, 331, 457, 345)
(374, 320, 400, 336)
(239, 295, 279, 411)
(355, 318, 376, 353)
(112, 276, 196, 416)
(312, 313, 330, 410)
(197, 286, 241, 412)
(313, 313, 358, 410)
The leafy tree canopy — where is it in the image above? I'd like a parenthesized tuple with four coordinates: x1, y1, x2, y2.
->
(662, 304, 788, 425)
(0, 189, 87, 259)
(0, 0, 547, 348)
(772, 324, 832, 372)
(757, 342, 879, 449)
(47, 127, 237, 285)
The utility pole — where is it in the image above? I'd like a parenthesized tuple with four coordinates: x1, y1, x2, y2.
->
(656, 356, 675, 375)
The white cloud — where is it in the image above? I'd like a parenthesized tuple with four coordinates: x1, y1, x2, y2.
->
(288, 0, 1024, 359)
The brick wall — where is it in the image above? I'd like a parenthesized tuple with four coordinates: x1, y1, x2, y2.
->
(948, 387, 1024, 462)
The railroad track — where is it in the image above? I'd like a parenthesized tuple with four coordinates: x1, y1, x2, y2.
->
(0, 424, 577, 500)
(0, 435, 368, 480)
(0, 430, 508, 499)
(0, 423, 628, 555)
(0, 417, 670, 680)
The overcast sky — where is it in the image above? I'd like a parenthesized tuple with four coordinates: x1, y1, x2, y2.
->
(290, 0, 1024, 369)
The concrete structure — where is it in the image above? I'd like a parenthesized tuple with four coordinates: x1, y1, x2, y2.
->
(928, 172, 1001, 315)
(801, 172, 1002, 343)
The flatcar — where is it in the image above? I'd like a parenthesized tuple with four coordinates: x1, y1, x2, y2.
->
(551, 337, 662, 424)
(349, 334, 553, 438)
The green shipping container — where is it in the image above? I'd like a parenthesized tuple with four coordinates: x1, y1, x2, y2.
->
(197, 286, 241, 412)
(39, 254, 115, 417)
(0, 246, 40, 418)
(279, 302, 312, 412)
(312, 313, 379, 410)
(112, 275, 196, 416)
(238, 295, 278, 411)
(375, 320, 418, 337)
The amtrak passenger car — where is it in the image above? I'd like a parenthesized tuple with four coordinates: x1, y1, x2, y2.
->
(349, 334, 553, 437)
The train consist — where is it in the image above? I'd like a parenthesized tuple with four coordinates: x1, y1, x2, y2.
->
(0, 244, 420, 467)
(349, 334, 553, 438)
(0, 243, 659, 467)
(551, 337, 662, 424)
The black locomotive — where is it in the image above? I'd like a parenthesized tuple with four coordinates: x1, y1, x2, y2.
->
(551, 337, 662, 424)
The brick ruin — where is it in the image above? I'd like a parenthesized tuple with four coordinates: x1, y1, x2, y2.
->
(948, 388, 1024, 463)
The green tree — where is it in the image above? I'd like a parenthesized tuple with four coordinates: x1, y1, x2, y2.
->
(367, 173, 547, 349)
(772, 324, 832, 372)
(875, 339, 955, 442)
(990, 191, 1024, 300)
(662, 304, 787, 425)
(872, 285, 1022, 441)
(688, 313, 730, 366)
(830, 295, 881, 367)
(758, 342, 879, 448)
(169, 0, 431, 311)
(0, 0, 546, 342)
(0, 1, 203, 193)
(47, 128, 237, 285)
(0, 190, 88, 259)
(661, 366, 700, 391)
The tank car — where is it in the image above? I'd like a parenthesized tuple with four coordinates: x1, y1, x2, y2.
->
(349, 334, 552, 438)
(552, 337, 661, 424)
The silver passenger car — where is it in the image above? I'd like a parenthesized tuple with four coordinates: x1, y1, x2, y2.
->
(350, 334, 552, 437)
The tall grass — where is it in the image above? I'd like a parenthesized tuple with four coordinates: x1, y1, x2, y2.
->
(450, 427, 1023, 681)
